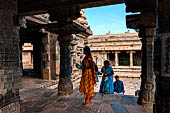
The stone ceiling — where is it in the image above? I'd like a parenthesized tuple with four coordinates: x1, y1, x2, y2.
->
(18, 0, 124, 16)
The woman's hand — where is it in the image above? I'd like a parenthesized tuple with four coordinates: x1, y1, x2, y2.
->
(76, 63, 79, 67)
(76, 63, 82, 69)
(104, 74, 108, 77)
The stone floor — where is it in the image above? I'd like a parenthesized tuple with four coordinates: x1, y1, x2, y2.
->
(20, 77, 151, 113)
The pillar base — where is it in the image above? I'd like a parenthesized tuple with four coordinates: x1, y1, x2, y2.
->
(58, 77, 73, 96)
(137, 98, 154, 108)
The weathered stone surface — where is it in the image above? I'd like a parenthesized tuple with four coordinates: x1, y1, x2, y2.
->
(155, 0, 170, 112)
(0, 1, 21, 113)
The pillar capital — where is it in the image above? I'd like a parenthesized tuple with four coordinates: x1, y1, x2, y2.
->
(139, 26, 156, 38)
(58, 34, 73, 45)
(49, 6, 81, 23)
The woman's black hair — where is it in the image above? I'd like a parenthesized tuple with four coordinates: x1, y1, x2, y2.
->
(84, 46, 91, 56)
(104, 60, 110, 65)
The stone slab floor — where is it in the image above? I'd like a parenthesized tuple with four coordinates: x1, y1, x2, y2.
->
(20, 77, 151, 113)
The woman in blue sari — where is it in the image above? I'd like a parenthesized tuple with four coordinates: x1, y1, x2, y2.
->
(99, 60, 114, 94)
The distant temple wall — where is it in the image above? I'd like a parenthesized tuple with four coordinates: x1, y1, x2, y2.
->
(88, 32, 142, 78)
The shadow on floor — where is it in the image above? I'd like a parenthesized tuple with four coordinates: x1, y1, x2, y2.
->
(20, 87, 153, 113)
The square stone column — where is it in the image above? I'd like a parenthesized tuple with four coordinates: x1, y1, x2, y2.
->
(155, 0, 170, 112)
(42, 33, 51, 80)
(138, 27, 156, 108)
(50, 34, 59, 80)
(114, 51, 119, 67)
(130, 51, 134, 67)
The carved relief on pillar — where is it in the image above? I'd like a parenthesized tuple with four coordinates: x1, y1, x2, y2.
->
(160, 33, 170, 77)
(154, 35, 161, 75)
(165, 37, 170, 73)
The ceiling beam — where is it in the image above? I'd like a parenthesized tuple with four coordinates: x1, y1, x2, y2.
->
(19, 0, 124, 16)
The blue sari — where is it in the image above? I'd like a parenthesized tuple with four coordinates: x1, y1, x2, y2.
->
(99, 65, 114, 94)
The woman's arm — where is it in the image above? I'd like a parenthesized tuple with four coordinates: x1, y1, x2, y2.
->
(106, 70, 113, 76)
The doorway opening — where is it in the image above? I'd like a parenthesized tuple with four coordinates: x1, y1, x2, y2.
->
(85, 4, 142, 96)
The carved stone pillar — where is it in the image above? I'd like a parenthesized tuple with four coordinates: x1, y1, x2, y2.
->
(115, 51, 119, 67)
(0, 1, 21, 113)
(42, 33, 51, 80)
(50, 34, 58, 80)
(58, 34, 73, 96)
(155, 0, 170, 112)
(48, 7, 87, 96)
(138, 27, 156, 107)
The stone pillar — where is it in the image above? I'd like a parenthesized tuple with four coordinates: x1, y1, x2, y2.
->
(130, 51, 134, 67)
(58, 34, 73, 96)
(115, 51, 119, 67)
(0, 1, 21, 112)
(155, 0, 170, 112)
(50, 34, 58, 80)
(138, 27, 156, 108)
(155, 33, 170, 113)
(42, 33, 51, 80)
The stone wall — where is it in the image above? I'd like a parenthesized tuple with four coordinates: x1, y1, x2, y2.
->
(0, 1, 21, 113)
